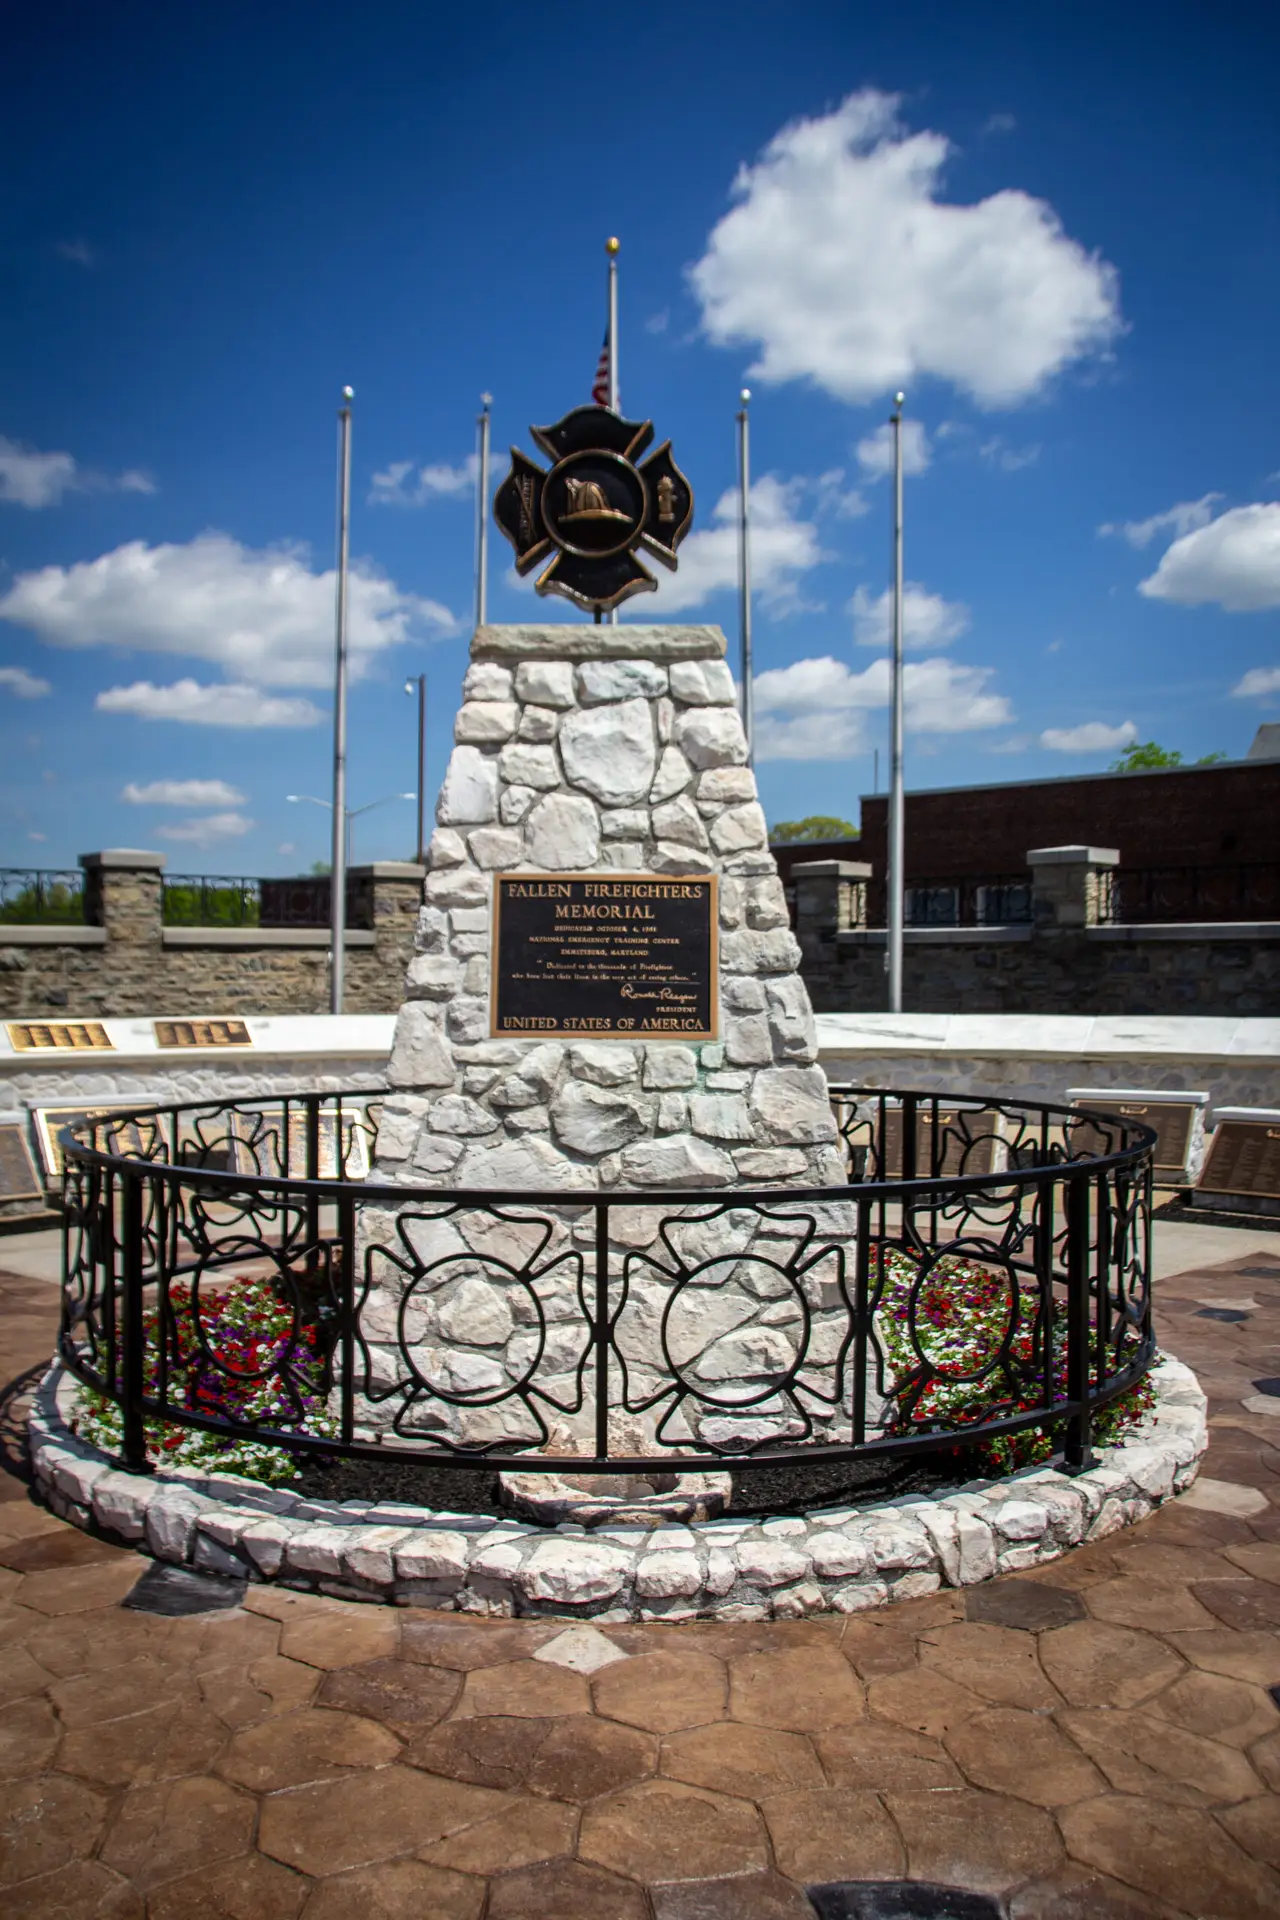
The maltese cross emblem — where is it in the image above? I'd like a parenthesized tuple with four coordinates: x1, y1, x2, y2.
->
(493, 406, 694, 616)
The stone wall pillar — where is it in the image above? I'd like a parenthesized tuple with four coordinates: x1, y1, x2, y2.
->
(80, 849, 165, 945)
(792, 859, 871, 966)
(1027, 845, 1119, 928)
(351, 861, 425, 971)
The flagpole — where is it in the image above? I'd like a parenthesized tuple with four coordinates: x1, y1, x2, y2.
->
(475, 392, 491, 629)
(886, 391, 906, 1016)
(606, 236, 620, 626)
(330, 386, 354, 1017)
(736, 388, 753, 763)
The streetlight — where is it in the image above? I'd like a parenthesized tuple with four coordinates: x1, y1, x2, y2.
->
(287, 792, 416, 869)
(404, 676, 427, 863)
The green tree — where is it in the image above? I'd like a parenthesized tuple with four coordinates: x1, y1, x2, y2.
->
(770, 815, 859, 844)
(1109, 742, 1226, 773)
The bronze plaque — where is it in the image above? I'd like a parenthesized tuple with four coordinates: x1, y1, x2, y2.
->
(7, 1021, 112, 1052)
(878, 1107, 1000, 1179)
(1198, 1120, 1280, 1200)
(0, 1124, 43, 1200)
(1071, 1100, 1194, 1182)
(154, 1019, 252, 1049)
(491, 872, 716, 1039)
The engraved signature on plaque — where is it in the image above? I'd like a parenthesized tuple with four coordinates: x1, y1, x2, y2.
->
(7, 1022, 113, 1053)
(491, 873, 716, 1040)
(154, 1019, 253, 1049)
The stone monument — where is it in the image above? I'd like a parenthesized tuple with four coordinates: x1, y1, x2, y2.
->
(362, 403, 849, 1460)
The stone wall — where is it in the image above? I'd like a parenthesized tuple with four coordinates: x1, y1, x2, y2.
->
(794, 855, 1280, 1018)
(0, 854, 424, 1019)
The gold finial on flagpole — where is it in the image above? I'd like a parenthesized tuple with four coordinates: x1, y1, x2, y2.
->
(606, 236, 620, 255)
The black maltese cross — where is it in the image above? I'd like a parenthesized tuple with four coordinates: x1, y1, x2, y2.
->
(493, 405, 694, 616)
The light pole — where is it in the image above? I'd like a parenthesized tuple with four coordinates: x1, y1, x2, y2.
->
(887, 391, 907, 1015)
(404, 676, 427, 862)
(475, 394, 491, 630)
(288, 792, 416, 870)
(736, 387, 753, 764)
(331, 386, 354, 1016)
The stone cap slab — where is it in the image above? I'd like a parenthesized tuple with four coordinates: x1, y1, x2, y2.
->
(792, 860, 873, 879)
(1026, 844, 1120, 866)
(471, 623, 727, 663)
(79, 849, 168, 872)
(349, 862, 426, 880)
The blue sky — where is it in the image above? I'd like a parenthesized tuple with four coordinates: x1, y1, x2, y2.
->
(2, 1, 1278, 873)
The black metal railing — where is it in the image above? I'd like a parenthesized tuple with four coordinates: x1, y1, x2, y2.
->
(0, 868, 85, 925)
(57, 1087, 1155, 1482)
(162, 875, 262, 928)
(904, 878, 1034, 927)
(1114, 863, 1280, 924)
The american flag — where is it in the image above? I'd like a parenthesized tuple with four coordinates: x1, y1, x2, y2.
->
(592, 332, 611, 408)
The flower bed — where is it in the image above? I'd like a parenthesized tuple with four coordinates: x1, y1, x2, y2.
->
(69, 1274, 334, 1487)
(877, 1246, 1153, 1475)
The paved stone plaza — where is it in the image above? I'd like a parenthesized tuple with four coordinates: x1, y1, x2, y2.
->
(2, 1225, 1279, 1917)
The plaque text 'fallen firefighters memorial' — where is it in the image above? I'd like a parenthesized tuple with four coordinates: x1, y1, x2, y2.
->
(491, 873, 716, 1039)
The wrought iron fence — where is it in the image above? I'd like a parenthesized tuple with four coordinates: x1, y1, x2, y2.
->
(1114, 863, 1280, 924)
(904, 878, 1034, 927)
(162, 875, 262, 928)
(0, 868, 86, 925)
(57, 1086, 1155, 1482)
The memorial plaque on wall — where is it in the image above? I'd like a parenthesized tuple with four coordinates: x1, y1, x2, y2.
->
(154, 1019, 252, 1048)
(7, 1022, 113, 1052)
(0, 1124, 43, 1201)
(1198, 1120, 1280, 1201)
(491, 873, 716, 1039)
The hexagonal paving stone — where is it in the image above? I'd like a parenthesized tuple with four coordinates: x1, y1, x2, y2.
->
(813, 1722, 963, 1794)
(422, 1793, 578, 1874)
(1, 1858, 144, 1920)
(1037, 1621, 1184, 1709)
(1058, 1706, 1265, 1805)
(216, 1706, 401, 1792)
(399, 1618, 562, 1670)
(403, 1713, 549, 1791)
(1084, 1576, 1221, 1633)
(0, 1696, 59, 1780)
(1145, 1666, 1280, 1747)
(145, 1851, 307, 1920)
(943, 1707, 1105, 1807)
(651, 1870, 814, 1919)
(917, 1623, 1060, 1711)
(865, 1666, 985, 1739)
(98, 1776, 255, 1892)
(524, 1714, 658, 1801)
(317, 1656, 461, 1734)
(661, 1721, 825, 1800)
(455, 1657, 590, 1721)
(884, 1785, 1062, 1896)
(579, 1779, 768, 1883)
(1060, 1793, 1280, 1919)
(0, 1772, 107, 1886)
(965, 1581, 1086, 1632)
(762, 1788, 904, 1884)
(485, 1857, 649, 1920)
(197, 1654, 319, 1729)
(727, 1646, 866, 1730)
(1191, 1577, 1280, 1632)
(301, 1858, 484, 1920)
(277, 1606, 400, 1670)
(57, 1698, 229, 1788)
(592, 1649, 728, 1734)
(258, 1766, 506, 1876)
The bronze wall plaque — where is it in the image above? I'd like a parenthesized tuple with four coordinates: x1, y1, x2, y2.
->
(877, 1106, 1001, 1179)
(32, 1106, 141, 1181)
(0, 1124, 43, 1200)
(7, 1022, 112, 1052)
(154, 1019, 252, 1049)
(1198, 1120, 1280, 1200)
(491, 873, 716, 1039)
(1071, 1099, 1194, 1182)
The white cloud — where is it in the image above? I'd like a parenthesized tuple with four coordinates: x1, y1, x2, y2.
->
(156, 811, 254, 846)
(56, 239, 96, 268)
(979, 436, 1040, 472)
(814, 469, 869, 520)
(1039, 719, 1137, 753)
(1138, 502, 1280, 611)
(369, 455, 478, 506)
(753, 651, 1011, 759)
(855, 420, 931, 479)
(96, 680, 323, 727)
(1232, 665, 1280, 701)
(0, 532, 455, 688)
(1099, 493, 1223, 549)
(851, 583, 969, 650)
(0, 436, 154, 508)
(645, 310, 670, 334)
(0, 665, 52, 698)
(689, 90, 1120, 409)
(122, 778, 247, 807)
(982, 113, 1017, 137)
(643, 475, 828, 616)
